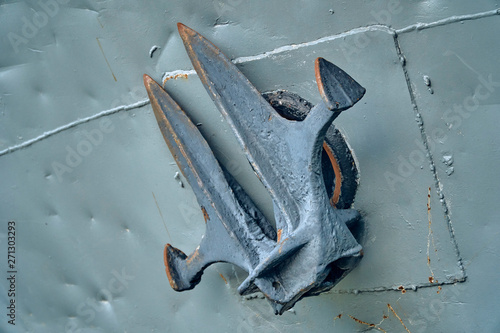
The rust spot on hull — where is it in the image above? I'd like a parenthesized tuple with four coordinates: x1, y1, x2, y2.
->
(219, 273, 228, 284)
(163, 73, 189, 85)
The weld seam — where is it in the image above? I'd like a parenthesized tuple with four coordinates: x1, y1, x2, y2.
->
(163, 8, 499, 77)
(392, 34, 466, 281)
(2, 8, 498, 157)
(0, 99, 150, 157)
(333, 275, 466, 295)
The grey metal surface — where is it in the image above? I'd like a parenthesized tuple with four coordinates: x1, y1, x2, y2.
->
(1, 1, 499, 332)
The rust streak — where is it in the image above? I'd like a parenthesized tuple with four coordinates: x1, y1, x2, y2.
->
(315, 58, 327, 103)
(278, 238, 288, 254)
(163, 73, 189, 85)
(277, 229, 282, 243)
(201, 206, 210, 223)
(96, 38, 117, 81)
(426, 187, 435, 281)
(186, 248, 199, 265)
(153, 192, 172, 242)
(144, 75, 202, 189)
(387, 304, 412, 333)
(164, 245, 178, 290)
(348, 315, 387, 333)
(219, 273, 228, 285)
(323, 142, 342, 207)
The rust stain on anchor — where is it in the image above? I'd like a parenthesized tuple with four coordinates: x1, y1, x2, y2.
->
(201, 206, 210, 223)
(323, 142, 343, 207)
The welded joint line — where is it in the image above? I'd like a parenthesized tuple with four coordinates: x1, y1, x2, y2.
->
(0, 99, 150, 157)
(161, 25, 396, 82)
(396, 8, 500, 34)
(162, 8, 500, 80)
(332, 275, 466, 295)
(232, 25, 394, 64)
(1, 8, 498, 157)
(392, 34, 467, 281)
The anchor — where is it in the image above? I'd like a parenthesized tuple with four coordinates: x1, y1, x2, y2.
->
(143, 23, 366, 314)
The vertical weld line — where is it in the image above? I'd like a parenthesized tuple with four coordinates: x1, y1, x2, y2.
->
(427, 187, 436, 281)
(392, 34, 467, 280)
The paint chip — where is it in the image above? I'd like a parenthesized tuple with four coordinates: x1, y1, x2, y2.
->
(149, 45, 159, 58)
(174, 171, 184, 188)
(423, 75, 431, 86)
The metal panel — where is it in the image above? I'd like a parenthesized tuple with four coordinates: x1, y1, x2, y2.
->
(1, 1, 499, 332)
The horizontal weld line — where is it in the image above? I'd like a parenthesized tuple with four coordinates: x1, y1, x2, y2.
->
(396, 8, 500, 34)
(232, 25, 394, 64)
(163, 8, 499, 78)
(2, 8, 498, 157)
(162, 25, 393, 79)
(0, 99, 150, 157)
(333, 276, 467, 295)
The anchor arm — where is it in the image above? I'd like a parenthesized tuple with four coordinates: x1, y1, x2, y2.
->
(144, 75, 277, 290)
(177, 23, 301, 233)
